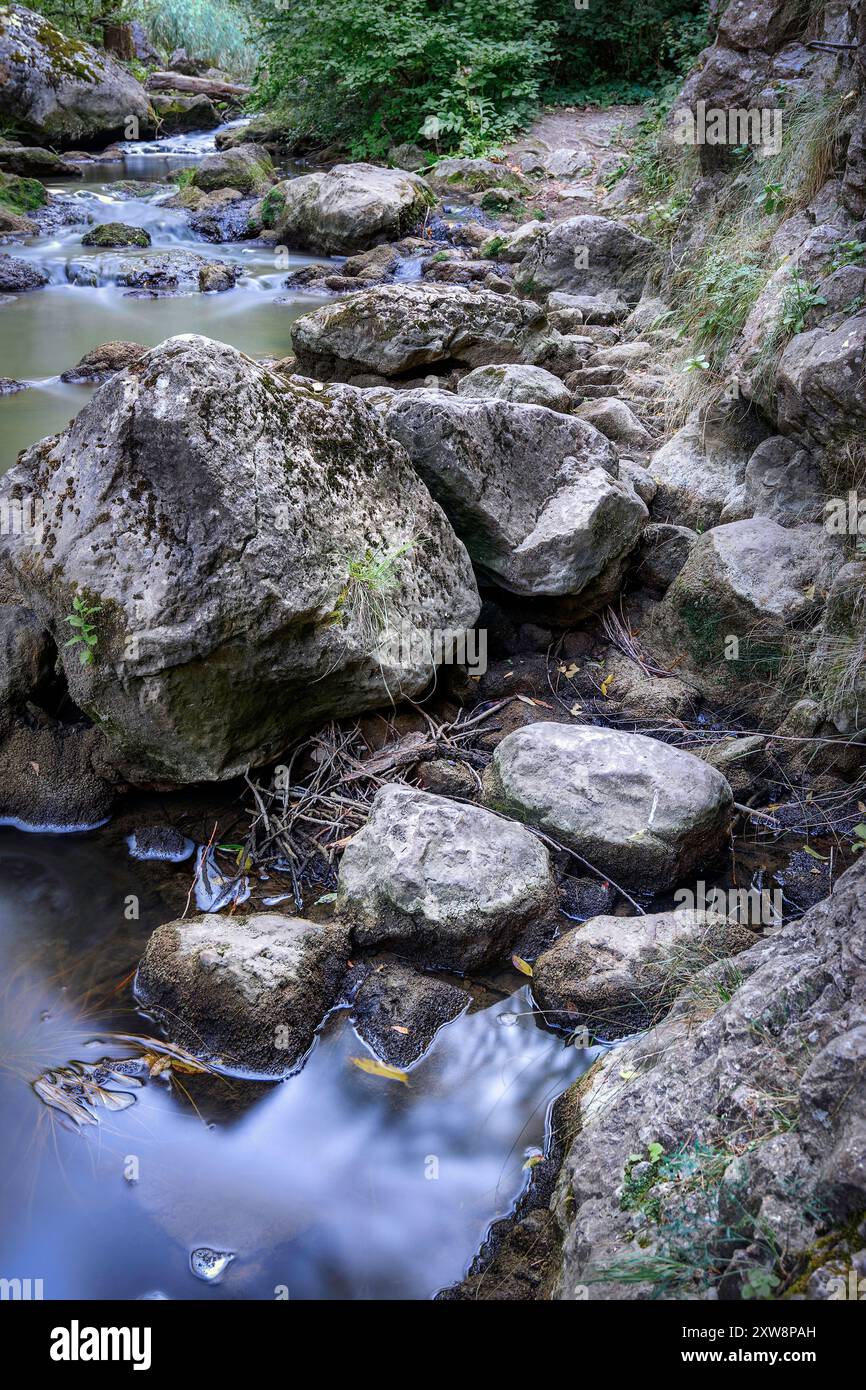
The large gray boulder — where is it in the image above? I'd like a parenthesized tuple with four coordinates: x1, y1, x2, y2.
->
(0, 5, 152, 147)
(741, 436, 824, 526)
(290, 283, 546, 381)
(533, 907, 758, 1038)
(484, 722, 733, 893)
(383, 390, 646, 610)
(135, 913, 352, 1077)
(776, 312, 866, 446)
(0, 335, 480, 783)
(0, 603, 53, 725)
(513, 215, 655, 305)
(649, 409, 769, 529)
(336, 784, 556, 971)
(648, 518, 843, 714)
(272, 163, 434, 254)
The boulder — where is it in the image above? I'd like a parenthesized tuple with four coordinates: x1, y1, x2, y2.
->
(0, 4, 152, 147)
(352, 960, 468, 1067)
(533, 908, 758, 1038)
(151, 92, 219, 133)
(776, 312, 866, 445)
(427, 157, 528, 197)
(576, 397, 652, 446)
(271, 163, 434, 254)
(383, 390, 647, 609)
(290, 283, 546, 381)
(741, 435, 824, 525)
(544, 147, 593, 179)
(0, 721, 113, 829)
(484, 722, 733, 893)
(135, 913, 352, 1077)
(198, 260, 238, 292)
(191, 143, 275, 196)
(0, 252, 48, 292)
(649, 409, 770, 529)
(480, 222, 546, 263)
(60, 339, 147, 383)
(0, 139, 80, 177)
(336, 784, 556, 971)
(648, 518, 843, 712)
(513, 216, 654, 306)
(631, 521, 698, 592)
(0, 335, 480, 783)
(457, 363, 572, 412)
(806, 561, 866, 735)
(0, 206, 36, 236)
(81, 222, 151, 248)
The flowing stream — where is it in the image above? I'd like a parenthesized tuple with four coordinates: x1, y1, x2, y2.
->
(0, 125, 593, 1300)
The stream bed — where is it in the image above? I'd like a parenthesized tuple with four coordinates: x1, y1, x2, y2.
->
(0, 125, 595, 1300)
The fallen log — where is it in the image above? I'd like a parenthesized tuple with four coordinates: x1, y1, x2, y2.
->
(146, 71, 252, 99)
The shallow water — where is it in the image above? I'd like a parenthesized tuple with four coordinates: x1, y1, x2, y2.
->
(0, 826, 594, 1300)
(0, 120, 331, 473)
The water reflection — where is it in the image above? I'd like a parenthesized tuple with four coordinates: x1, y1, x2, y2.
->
(0, 827, 595, 1300)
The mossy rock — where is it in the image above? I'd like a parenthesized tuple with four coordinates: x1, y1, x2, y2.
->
(0, 172, 47, 214)
(82, 222, 151, 249)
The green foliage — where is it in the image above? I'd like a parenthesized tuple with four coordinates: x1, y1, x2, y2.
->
(778, 270, 826, 337)
(828, 239, 866, 273)
(754, 179, 786, 215)
(139, 0, 256, 77)
(250, 0, 555, 159)
(540, 0, 710, 107)
(64, 596, 102, 667)
(676, 249, 768, 367)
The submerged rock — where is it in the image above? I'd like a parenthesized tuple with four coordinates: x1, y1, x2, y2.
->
(0, 334, 479, 782)
(0, 4, 153, 147)
(126, 825, 195, 863)
(336, 784, 556, 971)
(383, 390, 646, 610)
(0, 721, 113, 829)
(66, 248, 211, 291)
(135, 912, 352, 1077)
(484, 722, 733, 893)
(533, 907, 758, 1039)
(271, 163, 435, 254)
(291, 283, 545, 381)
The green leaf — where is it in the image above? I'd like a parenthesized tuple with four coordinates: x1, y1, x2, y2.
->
(647, 1141, 664, 1163)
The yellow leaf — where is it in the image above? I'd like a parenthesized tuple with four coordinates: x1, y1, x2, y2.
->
(511, 954, 533, 977)
(391, 1025, 410, 1035)
(523, 1153, 544, 1169)
(600, 675, 615, 697)
(349, 1056, 409, 1085)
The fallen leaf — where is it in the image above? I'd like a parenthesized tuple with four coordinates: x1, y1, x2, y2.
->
(569, 701, 581, 716)
(523, 1153, 544, 1169)
(619, 1069, 638, 1081)
(349, 1056, 409, 1085)
(600, 675, 615, 697)
(390, 1025, 410, 1035)
(802, 845, 829, 862)
(511, 954, 533, 977)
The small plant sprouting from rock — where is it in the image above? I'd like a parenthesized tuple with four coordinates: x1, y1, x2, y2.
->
(332, 539, 416, 644)
(64, 595, 101, 667)
(779, 270, 827, 338)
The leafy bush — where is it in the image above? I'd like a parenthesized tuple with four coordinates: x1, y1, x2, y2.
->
(539, 0, 711, 106)
(250, 0, 555, 158)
